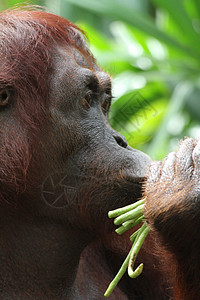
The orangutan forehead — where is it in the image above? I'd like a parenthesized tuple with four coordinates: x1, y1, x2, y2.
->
(72, 47, 100, 71)
(0, 9, 95, 63)
(0, 8, 99, 87)
(55, 42, 100, 72)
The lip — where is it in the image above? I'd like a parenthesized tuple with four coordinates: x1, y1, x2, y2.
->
(125, 146, 152, 181)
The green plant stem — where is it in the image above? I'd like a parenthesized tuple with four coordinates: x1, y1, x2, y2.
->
(114, 204, 145, 225)
(104, 243, 131, 297)
(108, 199, 145, 218)
(115, 216, 144, 235)
(130, 227, 142, 243)
(128, 223, 151, 278)
(104, 199, 151, 297)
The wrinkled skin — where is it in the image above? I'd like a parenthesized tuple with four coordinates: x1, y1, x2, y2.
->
(0, 31, 159, 298)
(144, 138, 200, 300)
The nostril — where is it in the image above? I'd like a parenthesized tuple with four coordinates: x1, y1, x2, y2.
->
(113, 134, 128, 148)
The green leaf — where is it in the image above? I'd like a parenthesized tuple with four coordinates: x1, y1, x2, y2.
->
(45, 0, 62, 15)
(152, 0, 200, 55)
(76, 22, 112, 51)
(146, 81, 194, 159)
(64, 0, 200, 59)
(192, 0, 200, 19)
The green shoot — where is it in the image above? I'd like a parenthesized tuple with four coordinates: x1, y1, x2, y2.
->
(104, 198, 150, 297)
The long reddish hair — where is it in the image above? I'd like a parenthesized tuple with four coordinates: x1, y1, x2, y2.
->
(0, 6, 95, 201)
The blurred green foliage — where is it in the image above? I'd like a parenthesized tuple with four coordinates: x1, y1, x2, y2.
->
(1, 0, 200, 159)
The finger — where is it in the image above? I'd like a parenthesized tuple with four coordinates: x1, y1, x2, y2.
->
(147, 161, 162, 183)
(160, 152, 176, 181)
(192, 139, 200, 177)
(176, 138, 196, 176)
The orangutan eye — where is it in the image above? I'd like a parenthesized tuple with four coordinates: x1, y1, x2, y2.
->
(81, 91, 94, 109)
(0, 89, 10, 107)
(101, 95, 113, 114)
(102, 97, 111, 114)
(81, 75, 100, 110)
(85, 91, 93, 106)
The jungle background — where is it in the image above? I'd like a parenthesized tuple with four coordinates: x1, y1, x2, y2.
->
(1, 0, 200, 160)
